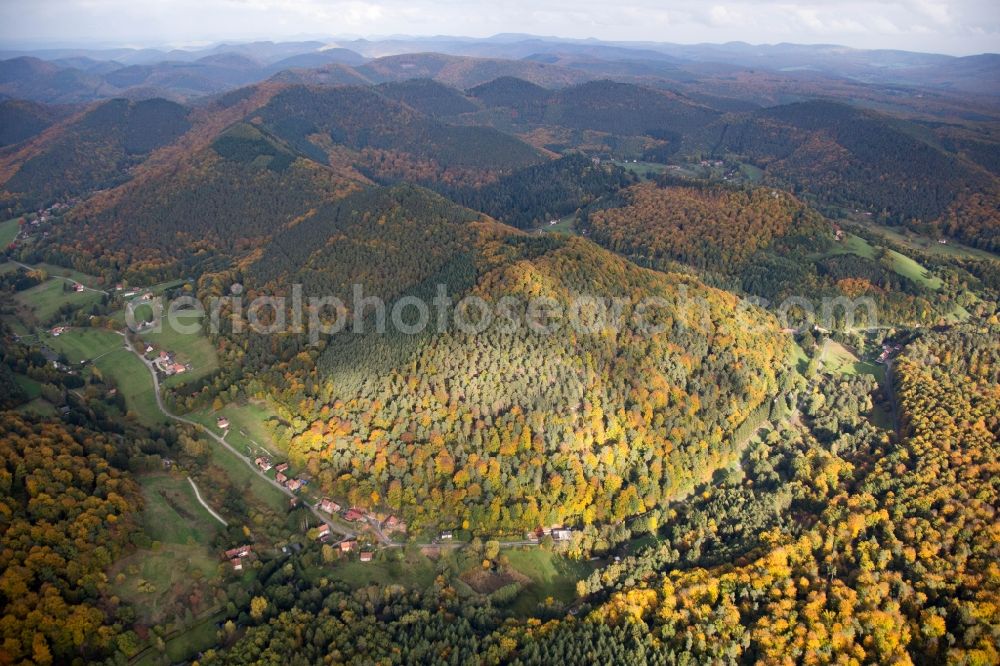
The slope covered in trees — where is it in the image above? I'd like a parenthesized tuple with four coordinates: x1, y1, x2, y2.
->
(704, 100, 1000, 250)
(580, 322, 1000, 664)
(0, 98, 191, 211)
(446, 153, 635, 228)
(250, 84, 544, 174)
(239, 217, 790, 533)
(45, 123, 366, 280)
(0, 412, 144, 664)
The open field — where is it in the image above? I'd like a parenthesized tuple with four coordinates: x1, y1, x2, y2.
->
(140, 311, 219, 388)
(504, 549, 596, 615)
(92, 345, 165, 425)
(108, 474, 223, 626)
(109, 543, 220, 625)
(15, 397, 57, 417)
(41, 327, 120, 364)
(853, 220, 1000, 262)
(0, 218, 19, 247)
(542, 214, 579, 234)
(825, 233, 943, 290)
(34, 262, 105, 289)
(328, 548, 437, 589)
(820, 340, 884, 380)
(612, 159, 668, 181)
(191, 401, 284, 458)
(14, 278, 103, 324)
(886, 248, 943, 290)
(139, 473, 223, 545)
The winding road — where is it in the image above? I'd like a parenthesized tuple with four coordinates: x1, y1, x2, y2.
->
(120, 332, 358, 541)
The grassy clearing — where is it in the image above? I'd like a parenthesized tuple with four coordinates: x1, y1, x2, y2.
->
(191, 401, 283, 458)
(739, 162, 764, 182)
(108, 543, 220, 625)
(886, 249, 943, 290)
(14, 373, 42, 399)
(40, 327, 120, 364)
(790, 340, 810, 376)
(108, 475, 222, 625)
(820, 340, 884, 380)
(827, 233, 877, 260)
(543, 214, 579, 234)
(327, 549, 437, 589)
(139, 473, 223, 545)
(16, 397, 57, 417)
(92, 346, 164, 426)
(826, 233, 942, 291)
(140, 311, 219, 388)
(859, 221, 999, 262)
(34, 262, 104, 289)
(0, 218, 20, 247)
(504, 549, 595, 614)
(14, 278, 103, 324)
(613, 160, 668, 181)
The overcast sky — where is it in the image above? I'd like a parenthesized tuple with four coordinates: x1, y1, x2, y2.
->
(1, 0, 998, 56)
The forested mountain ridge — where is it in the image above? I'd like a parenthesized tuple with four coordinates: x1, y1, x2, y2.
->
(699, 100, 1000, 250)
(0, 97, 191, 211)
(228, 202, 792, 534)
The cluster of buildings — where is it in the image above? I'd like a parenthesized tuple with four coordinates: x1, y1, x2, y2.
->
(223, 544, 253, 571)
(151, 349, 188, 376)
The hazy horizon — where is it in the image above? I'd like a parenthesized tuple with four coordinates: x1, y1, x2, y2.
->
(2, 0, 999, 57)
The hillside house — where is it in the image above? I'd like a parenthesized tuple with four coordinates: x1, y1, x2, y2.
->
(320, 498, 341, 514)
(359, 551, 373, 562)
(315, 524, 330, 541)
(255, 457, 272, 472)
(276, 472, 288, 485)
(340, 539, 356, 552)
(286, 478, 302, 492)
(231, 557, 243, 571)
(344, 508, 366, 522)
(275, 462, 289, 473)
(384, 515, 407, 533)
(216, 417, 230, 429)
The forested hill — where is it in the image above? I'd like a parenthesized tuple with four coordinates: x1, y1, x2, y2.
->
(0, 97, 191, 211)
(225, 204, 792, 534)
(700, 100, 1000, 250)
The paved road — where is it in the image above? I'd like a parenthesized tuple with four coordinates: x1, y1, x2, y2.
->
(188, 476, 228, 526)
(120, 331, 357, 541)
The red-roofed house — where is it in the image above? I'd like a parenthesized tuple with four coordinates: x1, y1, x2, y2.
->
(359, 551, 373, 562)
(320, 498, 341, 514)
(344, 508, 366, 522)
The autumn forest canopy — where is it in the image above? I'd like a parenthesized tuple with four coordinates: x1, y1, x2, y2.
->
(0, 34, 998, 665)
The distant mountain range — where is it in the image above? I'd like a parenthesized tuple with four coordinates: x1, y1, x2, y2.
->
(2, 35, 998, 106)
